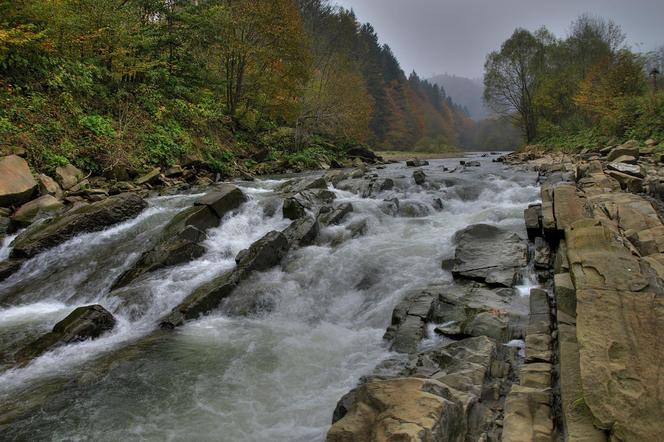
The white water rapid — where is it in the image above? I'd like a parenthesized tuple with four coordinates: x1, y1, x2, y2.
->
(0, 155, 539, 441)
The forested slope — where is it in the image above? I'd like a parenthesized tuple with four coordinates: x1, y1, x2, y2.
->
(0, 0, 473, 177)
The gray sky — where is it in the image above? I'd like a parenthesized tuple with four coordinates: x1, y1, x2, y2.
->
(334, 0, 664, 79)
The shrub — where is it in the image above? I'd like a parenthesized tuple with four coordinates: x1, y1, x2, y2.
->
(79, 115, 116, 137)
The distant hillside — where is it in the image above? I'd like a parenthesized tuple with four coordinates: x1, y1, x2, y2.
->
(429, 74, 491, 120)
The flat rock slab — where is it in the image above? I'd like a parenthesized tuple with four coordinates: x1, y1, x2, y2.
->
(451, 224, 527, 287)
(576, 288, 664, 441)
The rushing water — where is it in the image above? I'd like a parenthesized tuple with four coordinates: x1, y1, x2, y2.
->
(0, 155, 539, 441)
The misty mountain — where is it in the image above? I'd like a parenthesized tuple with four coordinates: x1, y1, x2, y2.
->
(429, 73, 491, 120)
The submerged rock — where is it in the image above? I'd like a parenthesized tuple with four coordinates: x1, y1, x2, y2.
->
(10, 193, 147, 259)
(14, 305, 116, 366)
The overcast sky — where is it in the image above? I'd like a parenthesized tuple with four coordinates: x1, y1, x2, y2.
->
(334, 0, 664, 79)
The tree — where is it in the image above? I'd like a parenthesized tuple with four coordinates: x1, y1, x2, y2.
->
(484, 28, 544, 142)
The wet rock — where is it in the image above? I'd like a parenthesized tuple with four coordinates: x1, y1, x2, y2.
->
(195, 184, 247, 219)
(10, 193, 147, 259)
(452, 224, 528, 287)
(384, 291, 436, 353)
(14, 305, 115, 366)
(282, 197, 307, 220)
(0, 155, 38, 207)
(406, 159, 429, 167)
(10, 195, 64, 228)
(524, 204, 542, 240)
(533, 237, 551, 269)
(55, 164, 84, 191)
(161, 231, 290, 328)
(413, 169, 426, 185)
(0, 259, 25, 283)
(318, 203, 353, 226)
(327, 378, 464, 442)
(398, 200, 432, 218)
(282, 216, 319, 248)
(113, 186, 246, 288)
(465, 160, 481, 167)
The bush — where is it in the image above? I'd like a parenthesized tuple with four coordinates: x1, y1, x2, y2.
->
(79, 115, 116, 137)
(142, 120, 191, 166)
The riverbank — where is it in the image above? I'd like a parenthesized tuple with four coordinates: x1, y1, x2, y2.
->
(326, 139, 664, 441)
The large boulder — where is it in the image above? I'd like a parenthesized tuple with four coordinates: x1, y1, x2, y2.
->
(194, 184, 247, 219)
(451, 224, 528, 287)
(0, 155, 37, 207)
(14, 305, 115, 366)
(10, 193, 147, 259)
(10, 195, 64, 228)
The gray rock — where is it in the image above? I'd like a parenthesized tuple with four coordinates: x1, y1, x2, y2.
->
(161, 231, 290, 328)
(14, 305, 115, 366)
(384, 291, 436, 353)
(451, 224, 528, 287)
(135, 168, 161, 186)
(606, 146, 639, 162)
(413, 170, 426, 185)
(406, 159, 429, 167)
(111, 205, 219, 289)
(195, 184, 247, 219)
(282, 216, 319, 248)
(55, 164, 84, 190)
(318, 203, 353, 226)
(10, 193, 147, 259)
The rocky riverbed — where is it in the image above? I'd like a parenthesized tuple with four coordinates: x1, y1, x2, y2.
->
(2, 143, 660, 441)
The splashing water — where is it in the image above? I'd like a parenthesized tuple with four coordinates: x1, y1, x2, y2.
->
(0, 156, 539, 441)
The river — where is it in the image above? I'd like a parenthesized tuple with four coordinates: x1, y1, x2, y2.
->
(0, 154, 539, 441)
